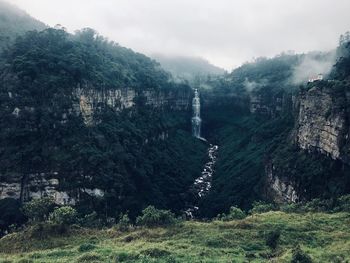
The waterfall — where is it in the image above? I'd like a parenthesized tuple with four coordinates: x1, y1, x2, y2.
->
(192, 89, 202, 139)
(185, 144, 219, 218)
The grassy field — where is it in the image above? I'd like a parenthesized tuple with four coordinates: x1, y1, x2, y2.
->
(0, 211, 349, 263)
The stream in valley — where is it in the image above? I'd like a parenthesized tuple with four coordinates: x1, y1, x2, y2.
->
(185, 89, 219, 218)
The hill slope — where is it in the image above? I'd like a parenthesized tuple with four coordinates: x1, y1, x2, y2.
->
(0, 211, 349, 262)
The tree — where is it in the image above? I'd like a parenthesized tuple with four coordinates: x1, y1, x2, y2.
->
(291, 245, 313, 263)
(136, 206, 176, 227)
(218, 206, 246, 221)
(116, 213, 131, 231)
(22, 197, 55, 222)
(49, 206, 78, 225)
(0, 198, 26, 235)
(265, 229, 281, 250)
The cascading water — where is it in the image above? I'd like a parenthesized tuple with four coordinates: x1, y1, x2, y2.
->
(185, 89, 219, 218)
(192, 89, 202, 139)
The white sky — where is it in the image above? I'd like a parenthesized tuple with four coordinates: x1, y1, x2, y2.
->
(8, 0, 350, 70)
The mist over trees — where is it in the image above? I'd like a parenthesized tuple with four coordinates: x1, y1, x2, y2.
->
(152, 54, 225, 84)
(0, 0, 46, 51)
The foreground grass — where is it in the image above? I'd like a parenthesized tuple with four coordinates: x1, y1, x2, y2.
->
(0, 211, 349, 263)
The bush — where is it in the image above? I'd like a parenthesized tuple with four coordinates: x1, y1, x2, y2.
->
(29, 222, 67, 238)
(141, 248, 171, 258)
(303, 198, 334, 212)
(250, 201, 275, 214)
(335, 195, 350, 212)
(0, 198, 26, 235)
(76, 252, 102, 262)
(116, 213, 131, 231)
(79, 212, 103, 228)
(115, 252, 139, 262)
(22, 197, 55, 222)
(17, 259, 33, 263)
(280, 203, 301, 213)
(49, 206, 77, 225)
(78, 243, 96, 252)
(136, 206, 176, 227)
(265, 229, 280, 250)
(291, 245, 312, 263)
(219, 206, 246, 221)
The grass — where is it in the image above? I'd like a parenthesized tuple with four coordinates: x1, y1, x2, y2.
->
(0, 211, 349, 262)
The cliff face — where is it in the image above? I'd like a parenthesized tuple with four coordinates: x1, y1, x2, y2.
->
(74, 86, 191, 125)
(266, 82, 350, 203)
(265, 161, 299, 203)
(249, 89, 293, 118)
(296, 86, 349, 161)
(0, 85, 192, 204)
(0, 172, 104, 205)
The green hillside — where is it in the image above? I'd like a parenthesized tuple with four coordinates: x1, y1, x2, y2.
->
(0, 210, 349, 263)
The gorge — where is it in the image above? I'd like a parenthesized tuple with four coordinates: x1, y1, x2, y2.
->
(0, 1, 349, 227)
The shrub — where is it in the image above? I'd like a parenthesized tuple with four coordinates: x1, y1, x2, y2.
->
(0, 198, 26, 235)
(136, 206, 176, 227)
(219, 206, 246, 221)
(17, 259, 33, 263)
(22, 197, 55, 222)
(49, 206, 77, 225)
(79, 212, 103, 228)
(29, 222, 67, 238)
(76, 252, 102, 262)
(78, 243, 96, 252)
(250, 201, 275, 214)
(116, 213, 131, 231)
(265, 229, 280, 250)
(141, 248, 171, 258)
(335, 195, 350, 212)
(291, 245, 313, 263)
(303, 198, 333, 212)
(115, 252, 139, 262)
(280, 203, 301, 213)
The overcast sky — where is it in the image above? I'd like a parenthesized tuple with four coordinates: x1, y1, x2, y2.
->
(9, 0, 350, 70)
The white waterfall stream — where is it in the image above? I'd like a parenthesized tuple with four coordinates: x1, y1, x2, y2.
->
(185, 89, 219, 218)
(193, 144, 219, 197)
(192, 89, 203, 139)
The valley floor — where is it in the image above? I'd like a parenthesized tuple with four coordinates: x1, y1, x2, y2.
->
(0, 212, 349, 263)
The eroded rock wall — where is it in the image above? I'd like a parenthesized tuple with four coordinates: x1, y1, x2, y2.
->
(74, 86, 191, 125)
(296, 86, 348, 160)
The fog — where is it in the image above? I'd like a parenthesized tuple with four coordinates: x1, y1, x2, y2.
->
(292, 51, 337, 84)
(9, 0, 350, 70)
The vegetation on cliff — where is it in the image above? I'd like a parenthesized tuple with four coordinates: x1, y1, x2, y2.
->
(0, 27, 207, 230)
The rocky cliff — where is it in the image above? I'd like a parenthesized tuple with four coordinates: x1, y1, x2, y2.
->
(266, 81, 350, 203)
(295, 84, 349, 161)
(74, 85, 191, 125)
(0, 85, 192, 203)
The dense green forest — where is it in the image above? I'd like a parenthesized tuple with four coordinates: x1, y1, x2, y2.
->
(0, 27, 207, 231)
(198, 43, 350, 217)
(0, 0, 350, 238)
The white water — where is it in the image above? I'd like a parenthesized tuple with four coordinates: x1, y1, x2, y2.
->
(185, 144, 219, 218)
(192, 89, 202, 139)
(185, 89, 218, 218)
(193, 144, 219, 197)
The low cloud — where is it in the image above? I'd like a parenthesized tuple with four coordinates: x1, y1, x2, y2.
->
(243, 78, 268, 92)
(291, 51, 336, 84)
(10, 0, 350, 70)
